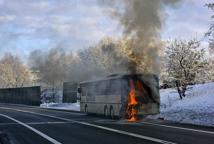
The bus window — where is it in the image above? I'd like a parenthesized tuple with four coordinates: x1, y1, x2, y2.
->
(95, 81, 108, 96)
(108, 79, 121, 95)
(81, 86, 87, 96)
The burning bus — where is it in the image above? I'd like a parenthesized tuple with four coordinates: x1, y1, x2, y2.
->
(78, 74, 160, 121)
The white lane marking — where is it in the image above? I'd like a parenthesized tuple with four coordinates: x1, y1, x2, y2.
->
(0, 113, 62, 144)
(77, 121, 176, 144)
(0, 121, 73, 126)
(22, 107, 85, 116)
(0, 103, 84, 115)
(27, 121, 74, 125)
(141, 121, 214, 135)
(41, 107, 82, 113)
(0, 107, 176, 144)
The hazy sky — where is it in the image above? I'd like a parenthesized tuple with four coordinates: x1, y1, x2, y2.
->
(0, 0, 213, 59)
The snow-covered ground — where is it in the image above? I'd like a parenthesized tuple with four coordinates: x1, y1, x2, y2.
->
(40, 102, 80, 111)
(151, 82, 214, 127)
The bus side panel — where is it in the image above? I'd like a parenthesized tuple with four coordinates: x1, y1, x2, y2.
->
(80, 84, 87, 112)
(119, 78, 129, 118)
(80, 80, 123, 117)
(81, 102, 122, 116)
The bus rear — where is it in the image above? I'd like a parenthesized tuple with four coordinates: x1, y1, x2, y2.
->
(122, 74, 160, 121)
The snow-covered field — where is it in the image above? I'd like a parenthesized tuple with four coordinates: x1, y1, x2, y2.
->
(153, 82, 214, 127)
(40, 82, 214, 126)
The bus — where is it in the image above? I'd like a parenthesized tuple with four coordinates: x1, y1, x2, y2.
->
(78, 74, 160, 120)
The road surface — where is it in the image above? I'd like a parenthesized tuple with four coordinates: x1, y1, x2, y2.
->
(0, 103, 213, 144)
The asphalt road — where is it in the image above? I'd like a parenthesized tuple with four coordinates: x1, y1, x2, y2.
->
(0, 104, 213, 144)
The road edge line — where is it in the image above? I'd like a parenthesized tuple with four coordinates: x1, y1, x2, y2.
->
(141, 122, 214, 135)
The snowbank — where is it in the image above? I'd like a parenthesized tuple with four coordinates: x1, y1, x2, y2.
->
(40, 102, 80, 111)
(151, 82, 214, 127)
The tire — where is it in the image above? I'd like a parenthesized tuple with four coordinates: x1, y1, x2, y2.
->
(104, 106, 108, 118)
(110, 106, 114, 119)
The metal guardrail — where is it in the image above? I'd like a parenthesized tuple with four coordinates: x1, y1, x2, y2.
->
(0, 86, 41, 106)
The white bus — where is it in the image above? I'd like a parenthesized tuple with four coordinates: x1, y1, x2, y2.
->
(78, 74, 160, 119)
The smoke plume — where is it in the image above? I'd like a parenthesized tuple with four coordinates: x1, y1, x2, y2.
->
(101, 0, 180, 74)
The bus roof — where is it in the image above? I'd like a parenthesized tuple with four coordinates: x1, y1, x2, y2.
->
(80, 73, 158, 84)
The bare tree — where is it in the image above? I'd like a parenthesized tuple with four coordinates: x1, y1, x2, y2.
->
(205, 3, 214, 82)
(0, 53, 32, 88)
(75, 37, 128, 80)
(82, 37, 159, 75)
(29, 48, 70, 90)
(165, 39, 206, 99)
(28, 37, 162, 88)
(204, 58, 214, 82)
(206, 3, 214, 52)
(88, 37, 129, 74)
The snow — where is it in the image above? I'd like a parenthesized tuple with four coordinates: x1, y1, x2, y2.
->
(150, 82, 214, 127)
(40, 89, 63, 103)
(40, 89, 80, 111)
(40, 102, 80, 111)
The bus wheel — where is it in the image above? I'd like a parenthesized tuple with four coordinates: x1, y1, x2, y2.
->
(110, 106, 114, 119)
(104, 106, 108, 118)
(85, 105, 88, 113)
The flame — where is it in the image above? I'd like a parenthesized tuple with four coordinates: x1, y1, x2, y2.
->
(129, 79, 138, 105)
(127, 79, 138, 122)
(126, 79, 145, 122)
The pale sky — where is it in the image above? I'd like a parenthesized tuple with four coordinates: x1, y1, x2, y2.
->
(0, 0, 213, 59)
